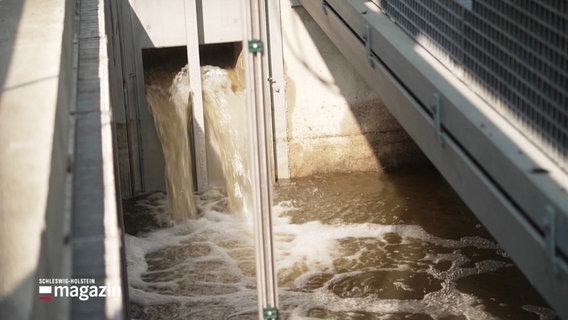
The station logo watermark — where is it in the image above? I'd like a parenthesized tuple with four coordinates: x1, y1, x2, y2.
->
(38, 278, 121, 301)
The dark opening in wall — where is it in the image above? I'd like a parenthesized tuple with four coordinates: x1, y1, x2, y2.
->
(141, 42, 242, 74)
(199, 42, 242, 68)
(142, 46, 188, 75)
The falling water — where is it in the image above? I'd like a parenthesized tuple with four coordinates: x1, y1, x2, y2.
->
(145, 55, 250, 221)
(145, 66, 197, 221)
(201, 62, 251, 216)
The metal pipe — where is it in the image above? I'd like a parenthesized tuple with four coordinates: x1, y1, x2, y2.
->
(242, 0, 279, 318)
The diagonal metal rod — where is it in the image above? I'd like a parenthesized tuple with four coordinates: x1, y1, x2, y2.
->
(242, 0, 279, 318)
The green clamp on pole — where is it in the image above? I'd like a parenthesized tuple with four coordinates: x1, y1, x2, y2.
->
(263, 305, 278, 319)
(248, 39, 264, 53)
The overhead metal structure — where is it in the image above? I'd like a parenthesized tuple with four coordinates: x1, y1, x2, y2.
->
(296, 0, 568, 318)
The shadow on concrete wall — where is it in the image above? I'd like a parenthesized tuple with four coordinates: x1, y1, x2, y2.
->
(0, 0, 24, 102)
(285, 6, 430, 173)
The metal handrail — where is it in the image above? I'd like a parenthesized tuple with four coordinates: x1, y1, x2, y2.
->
(242, 0, 279, 318)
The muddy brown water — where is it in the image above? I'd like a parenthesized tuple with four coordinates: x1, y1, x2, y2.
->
(124, 169, 556, 319)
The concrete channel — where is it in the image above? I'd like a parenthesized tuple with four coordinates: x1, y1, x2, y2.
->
(0, 0, 566, 319)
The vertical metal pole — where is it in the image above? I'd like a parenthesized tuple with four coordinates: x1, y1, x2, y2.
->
(242, 0, 279, 318)
(266, 0, 290, 180)
(184, 0, 208, 192)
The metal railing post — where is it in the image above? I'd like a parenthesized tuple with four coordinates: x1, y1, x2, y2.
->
(242, 0, 279, 318)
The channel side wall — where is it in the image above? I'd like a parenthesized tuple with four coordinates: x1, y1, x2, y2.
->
(280, 3, 428, 177)
(0, 0, 75, 319)
(0, 0, 127, 319)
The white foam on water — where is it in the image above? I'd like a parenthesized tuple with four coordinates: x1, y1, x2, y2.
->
(272, 206, 502, 283)
(126, 191, 555, 319)
(522, 305, 559, 320)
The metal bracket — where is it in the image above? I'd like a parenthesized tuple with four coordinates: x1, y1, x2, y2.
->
(263, 305, 278, 319)
(248, 39, 264, 53)
(268, 77, 281, 93)
(363, 25, 375, 68)
(431, 93, 444, 146)
(543, 206, 560, 275)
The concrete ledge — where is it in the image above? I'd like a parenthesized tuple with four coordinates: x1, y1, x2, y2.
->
(289, 131, 425, 177)
(71, 0, 125, 319)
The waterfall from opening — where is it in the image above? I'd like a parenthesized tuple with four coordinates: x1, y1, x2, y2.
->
(145, 66, 197, 221)
(201, 64, 251, 216)
(144, 58, 250, 221)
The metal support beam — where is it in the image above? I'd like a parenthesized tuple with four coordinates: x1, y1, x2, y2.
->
(299, 0, 568, 318)
(184, 0, 208, 192)
(242, 0, 279, 318)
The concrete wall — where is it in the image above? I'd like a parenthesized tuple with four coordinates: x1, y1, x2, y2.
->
(0, 0, 127, 318)
(280, 4, 427, 177)
(129, 0, 242, 48)
(112, 0, 429, 196)
(0, 0, 75, 319)
(113, 0, 246, 196)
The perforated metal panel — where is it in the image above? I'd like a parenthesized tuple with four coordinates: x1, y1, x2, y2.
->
(374, 0, 568, 172)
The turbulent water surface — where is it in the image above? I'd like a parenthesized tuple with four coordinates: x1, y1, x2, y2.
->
(124, 169, 556, 320)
